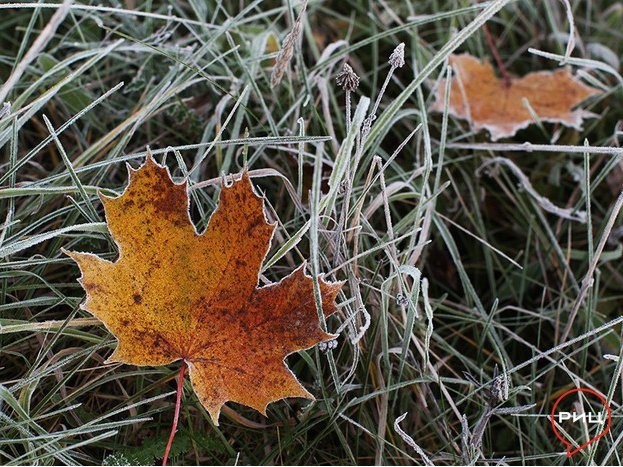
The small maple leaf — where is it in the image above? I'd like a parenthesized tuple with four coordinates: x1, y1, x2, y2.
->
(64, 154, 341, 424)
(431, 53, 601, 140)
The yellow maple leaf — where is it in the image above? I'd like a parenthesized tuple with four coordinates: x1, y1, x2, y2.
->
(64, 154, 341, 424)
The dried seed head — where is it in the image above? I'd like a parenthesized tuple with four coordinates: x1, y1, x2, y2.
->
(396, 293, 409, 307)
(318, 339, 338, 352)
(338, 179, 348, 194)
(389, 42, 405, 68)
(271, 0, 307, 88)
(336, 63, 360, 92)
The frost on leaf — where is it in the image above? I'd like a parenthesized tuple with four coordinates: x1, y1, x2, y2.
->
(64, 154, 341, 424)
(431, 53, 601, 140)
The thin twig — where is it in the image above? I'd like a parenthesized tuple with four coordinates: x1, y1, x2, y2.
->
(482, 23, 510, 87)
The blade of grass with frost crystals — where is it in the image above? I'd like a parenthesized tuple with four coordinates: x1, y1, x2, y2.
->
(436, 213, 522, 269)
(380, 276, 392, 371)
(587, 343, 623, 463)
(409, 50, 451, 266)
(528, 48, 623, 85)
(472, 152, 582, 295)
(0, 3, 213, 27)
(561, 190, 623, 342)
(0, 392, 143, 465)
(0, 318, 99, 335)
(397, 265, 421, 380)
(34, 137, 330, 187)
(0, 296, 64, 311)
(7, 430, 119, 466)
(10, 342, 109, 393)
(0, 0, 71, 104)
(505, 316, 623, 377)
(447, 142, 623, 155)
(323, 96, 370, 216)
(477, 157, 587, 222)
(328, 230, 422, 278)
(0, 186, 112, 199)
(580, 144, 595, 374)
(421, 278, 434, 371)
(75, 77, 207, 168)
(311, 4, 487, 73)
(0, 40, 124, 150)
(599, 345, 623, 463)
(188, 85, 250, 176)
(0, 386, 76, 465)
(2, 386, 170, 465)
(101, 5, 270, 145)
(221, 35, 280, 170)
(0, 223, 107, 258)
(310, 144, 341, 396)
(0, 77, 123, 184)
(432, 215, 512, 377)
(262, 218, 312, 271)
(261, 97, 371, 271)
(0, 116, 18, 249)
(42, 115, 100, 223)
(297, 118, 306, 199)
(394, 413, 434, 466)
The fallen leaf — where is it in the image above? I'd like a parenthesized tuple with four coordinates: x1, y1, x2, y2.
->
(64, 154, 341, 424)
(431, 53, 601, 140)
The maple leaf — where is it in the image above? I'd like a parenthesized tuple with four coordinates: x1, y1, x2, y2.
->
(64, 154, 341, 424)
(431, 53, 601, 140)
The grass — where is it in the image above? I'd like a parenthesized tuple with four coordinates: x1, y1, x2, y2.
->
(1, 0, 623, 465)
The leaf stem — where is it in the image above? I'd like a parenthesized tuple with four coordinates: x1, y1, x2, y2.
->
(483, 23, 510, 87)
(162, 361, 187, 467)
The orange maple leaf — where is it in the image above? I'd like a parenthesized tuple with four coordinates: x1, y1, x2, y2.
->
(431, 53, 601, 140)
(63, 154, 341, 424)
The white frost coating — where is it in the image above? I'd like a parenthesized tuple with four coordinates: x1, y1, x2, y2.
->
(476, 157, 587, 223)
(394, 413, 435, 466)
